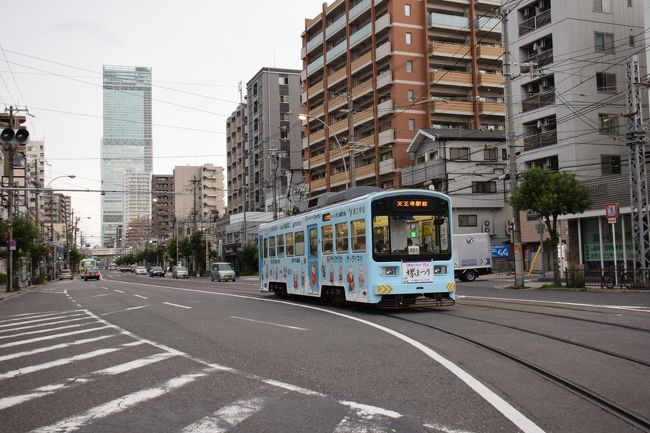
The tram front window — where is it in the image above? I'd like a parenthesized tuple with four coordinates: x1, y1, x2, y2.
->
(372, 213, 450, 260)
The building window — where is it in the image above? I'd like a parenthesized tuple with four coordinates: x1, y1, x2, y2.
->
(484, 147, 498, 161)
(502, 148, 508, 161)
(601, 154, 621, 175)
(416, 155, 425, 164)
(279, 76, 289, 85)
(407, 89, 415, 102)
(628, 0, 632, 5)
(458, 215, 478, 227)
(629, 35, 635, 47)
(405, 32, 412, 45)
(408, 118, 416, 131)
(406, 60, 413, 73)
(280, 95, 289, 103)
(449, 147, 470, 161)
(594, 32, 614, 53)
(593, 0, 612, 12)
(598, 114, 619, 135)
(596, 72, 616, 93)
(404, 4, 411, 16)
(472, 181, 497, 193)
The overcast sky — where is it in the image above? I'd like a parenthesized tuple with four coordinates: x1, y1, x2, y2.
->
(1, 0, 325, 244)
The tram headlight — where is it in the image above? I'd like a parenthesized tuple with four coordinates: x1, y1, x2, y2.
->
(381, 266, 398, 276)
(434, 265, 447, 274)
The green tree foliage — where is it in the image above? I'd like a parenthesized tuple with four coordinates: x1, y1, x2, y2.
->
(511, 168, 592, 285)
(237, 242, 258, 275)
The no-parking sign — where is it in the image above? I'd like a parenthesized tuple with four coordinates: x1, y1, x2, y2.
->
(605, 203, 618, 224)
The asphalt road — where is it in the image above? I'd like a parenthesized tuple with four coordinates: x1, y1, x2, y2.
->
(0, 272, 648, 433)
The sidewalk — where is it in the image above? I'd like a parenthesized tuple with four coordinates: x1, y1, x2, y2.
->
(479, 272, 550, 289)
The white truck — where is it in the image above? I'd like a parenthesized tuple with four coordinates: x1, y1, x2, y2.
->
(453, 233, 492, 282)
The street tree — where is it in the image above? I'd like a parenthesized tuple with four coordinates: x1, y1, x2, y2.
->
(511, 167, 592, 286)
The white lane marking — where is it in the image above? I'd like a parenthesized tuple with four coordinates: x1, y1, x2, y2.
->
(100, 305, 148, 316)
(0, 313, 86, 329)
(0, 322, 100, 340)
(261, 379, 325, 397)
(334, 401, 402, 433)
(101, 287, 110, 290)
(179, 397, 267, 433)
(0, 316, 93, 334)
(0, 326, 112, 349)
(114, 290, 125, 294)
(0, 351, 175, 410)
(458, 295, 650, 313)
(230, 315, 307, 331)
(29, 370, 214, 433)
(163, 302, 192, 309)
(340, 401, 401, 419)
(133, 294, 148, 299)
(0, 310, 82, 323)
(105, 279, 546, 433)
(0, 334, 117, 362)
(92, 293, 112, 298)
(424, 423, 478, 433)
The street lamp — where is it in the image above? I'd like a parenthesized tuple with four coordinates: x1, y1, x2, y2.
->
(298, 113, 349, 190)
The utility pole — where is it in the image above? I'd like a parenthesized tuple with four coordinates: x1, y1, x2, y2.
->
(347, 93, 356, 188)
(625, 55, 650, 271)
(502, 7, 525, 288)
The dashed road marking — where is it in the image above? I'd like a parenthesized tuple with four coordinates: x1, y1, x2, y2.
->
(163, 302, 191, 309)
(230, 315, 307, 331)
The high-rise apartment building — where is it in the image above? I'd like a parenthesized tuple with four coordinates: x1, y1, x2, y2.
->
(101, 65, 152, 247)
(151, 174, 175, 241)
(25, 140, 45, 221)
(301, 0, 503, 195)
(173, 164, 225, 231)
(246, 67, 303, 215)
(226, 103, 248, 215)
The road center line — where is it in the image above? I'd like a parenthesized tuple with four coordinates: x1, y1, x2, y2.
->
(114, 290, 125, 294)
(230, 315, 307, 331)
(163, 302, 192, 309)
(133, 294, 148, 299)
(93, 293, 112, 298)
(101, 305, 148, 316)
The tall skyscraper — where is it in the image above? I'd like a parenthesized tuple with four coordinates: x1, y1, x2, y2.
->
(101, 65, 152, 247)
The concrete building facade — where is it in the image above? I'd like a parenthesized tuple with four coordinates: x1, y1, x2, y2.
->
(173, 164, 225, 234)
(151, 174, 175, 241)
(226, 103, 248, 215)
(301, 0, 503, 196)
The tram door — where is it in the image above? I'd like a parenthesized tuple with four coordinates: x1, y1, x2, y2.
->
(307, 224, 320, 295)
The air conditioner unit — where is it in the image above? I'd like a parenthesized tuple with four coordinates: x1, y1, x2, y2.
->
(483, 220, 491, 227)
(484, 227, 492, 234)
(536, 120, 543, 128)
(539, 39, 547, 48)
(487, 125, 496, 131)
(532, 42, 539, 51)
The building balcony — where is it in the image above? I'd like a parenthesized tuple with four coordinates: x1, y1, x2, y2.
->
(353, 108, 374, 127)
(375, 11, 390, 33)
(330, 117, 348, 135)
(479, 73, 503, 88)
(476, 16, 502, 33)
(351, 50, 372, 74)
(328, 66, 347, 86)
(307, 56, 324, 76)
(355, 163, 375, 179)
(401, 160, 446, 186)
(430, 42, 471, 59)
(349, 22, 372, 49)
(519, 9, 551, 37)
(308, 80, 324, 98)
(329, 93, 347, 112)
(349, 0, 371, 22)
(431, 70, 472, 87)
(352, 77, 373, 100)
(327, 40, 347, 64)
(431, 100, 474, 116)
(378, 128, 394, 146)
(326, 15, 346, 40)
(309, 128, 326, 144)
(306, 32, 323, 54)
(311, 177, 327, 190)
(310, 104, 325, 119)
(309, 152, 328, 168)
(523, 49, 554, 69)
(377, 99, 393, 116)
(522, 90, 555, 113)
(330, 171, 349, 187)
(379, 158, 394, 175)
(377, 70, 392, 89)
(376, 41, 391, 62)
(429, 12, 468, 30)
(523, 129, 557, 150)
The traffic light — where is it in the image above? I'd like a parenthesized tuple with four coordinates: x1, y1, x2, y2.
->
(1, 127, 29, 144)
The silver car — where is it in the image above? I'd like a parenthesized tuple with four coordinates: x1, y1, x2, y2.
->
(172, 266, 189, 279)
(210, 262, 236, 282)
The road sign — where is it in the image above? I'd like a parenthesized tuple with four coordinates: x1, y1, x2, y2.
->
(605, 203, 619, 224)
(491, 244, 510, 258)
(9, 240, 16, 251)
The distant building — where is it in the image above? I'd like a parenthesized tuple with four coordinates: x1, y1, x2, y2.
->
(246, 67, 303, 215)
(226, 103, 248, 216)
(101, 65, 152, 247)
(151, 174, 175, 241)
(173, 164, 225, 235)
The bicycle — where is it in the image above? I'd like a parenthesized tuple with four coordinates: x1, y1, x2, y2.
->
(601, 267, 633, 289)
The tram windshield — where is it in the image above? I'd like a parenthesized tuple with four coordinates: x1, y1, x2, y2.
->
(371, 195, 451, 261)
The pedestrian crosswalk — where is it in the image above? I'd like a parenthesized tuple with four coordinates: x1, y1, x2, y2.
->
(0, 308, 462, 433)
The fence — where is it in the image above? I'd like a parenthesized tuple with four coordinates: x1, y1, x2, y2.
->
(564, 267, 650, 290)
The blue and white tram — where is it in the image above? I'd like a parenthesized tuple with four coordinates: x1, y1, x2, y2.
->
(258, 189, 456, 307)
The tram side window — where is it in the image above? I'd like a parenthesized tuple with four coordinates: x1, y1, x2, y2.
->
(277, 234, 285, 258)
(309, 228, 318, 256)
(286, 232, 294, 256)
(269, 236, 276, 257)
(296, 231, 305, 256)
(322, 225, 333, 254)
(263, 238, 268, 258)
(336, 222, 349, 253)
(372, 215, 390, 254)
(352, 219, 366, 252)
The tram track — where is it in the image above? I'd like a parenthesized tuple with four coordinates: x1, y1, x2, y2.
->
(385, 313, 650, 432)
(453, 300, 650, 333)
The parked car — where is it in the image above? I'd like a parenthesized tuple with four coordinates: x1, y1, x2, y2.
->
(210, 262, 236, 282)
(135, 266, 148, 276)
(172, 266, 189, 279)
(149, 266, 165, 277)
(83, 269, 101, 281)
(59, 269, 73, 280)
